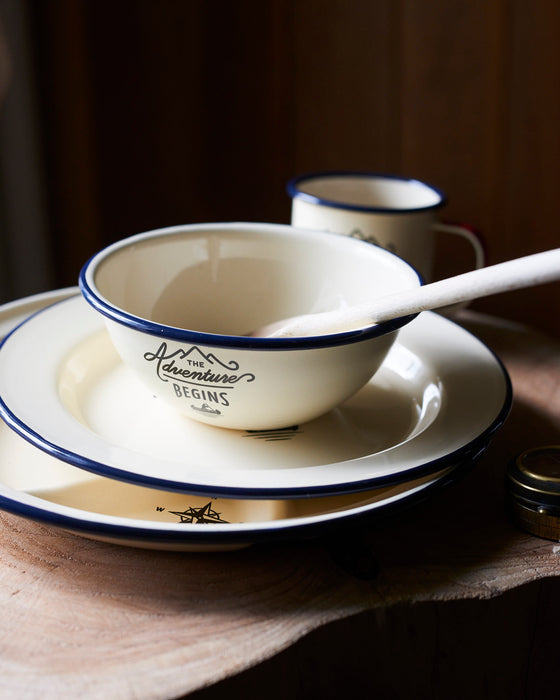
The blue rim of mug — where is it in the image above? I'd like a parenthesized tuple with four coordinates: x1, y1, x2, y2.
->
(286, 171, 447, 214)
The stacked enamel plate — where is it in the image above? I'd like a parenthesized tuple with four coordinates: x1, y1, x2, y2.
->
(0, 289, 511, 551)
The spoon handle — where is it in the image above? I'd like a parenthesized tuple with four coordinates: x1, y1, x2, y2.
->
(281, 248, 560, 336)
(366, 247, 560, 323)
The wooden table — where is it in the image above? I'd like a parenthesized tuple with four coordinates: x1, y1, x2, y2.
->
(1, 311, 560, 699)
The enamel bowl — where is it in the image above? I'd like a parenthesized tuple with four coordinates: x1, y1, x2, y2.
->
(79, 222, 421, 430)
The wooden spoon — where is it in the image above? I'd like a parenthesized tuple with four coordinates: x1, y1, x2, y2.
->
(251, 248, 560, 338)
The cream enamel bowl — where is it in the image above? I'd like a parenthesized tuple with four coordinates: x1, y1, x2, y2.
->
(79, 222, 421, 430)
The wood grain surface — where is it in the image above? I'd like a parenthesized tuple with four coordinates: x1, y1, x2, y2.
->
(1, 311, 560, 699)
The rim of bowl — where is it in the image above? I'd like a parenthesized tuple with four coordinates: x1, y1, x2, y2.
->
(286, 171, 447, 214)
(79, 222, 422, 350)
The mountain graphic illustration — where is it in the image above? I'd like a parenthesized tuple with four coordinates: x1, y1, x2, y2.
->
(174, 345, 240, 370)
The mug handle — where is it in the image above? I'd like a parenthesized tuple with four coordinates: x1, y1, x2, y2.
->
(430, 221, 486, 314)
(431, 221, 486, 270)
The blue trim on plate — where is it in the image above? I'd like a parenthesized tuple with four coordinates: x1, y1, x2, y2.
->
(0, 294, 80, 352)
(0, 353, 512, 500)
(286, 171, 447, 214)
(0, 290, 509, 547)
(0, 292, 513, 499)
(0, 448, 481, 546)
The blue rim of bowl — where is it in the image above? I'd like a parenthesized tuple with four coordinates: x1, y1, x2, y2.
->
(286, 171, 447, 214)
(78, 225, 423, 349)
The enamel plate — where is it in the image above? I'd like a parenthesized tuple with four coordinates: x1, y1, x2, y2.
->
(0, 293, 511, 498)
(0, 290, 508, 550)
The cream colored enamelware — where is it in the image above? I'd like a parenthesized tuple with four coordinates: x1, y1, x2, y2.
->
(0, 289, 510, 550)
(80, 223, 421, 430)
(0, 294, 510, 497)
(289, 173, 484, 283)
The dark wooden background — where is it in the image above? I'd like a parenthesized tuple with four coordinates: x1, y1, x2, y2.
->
(25, 0, 560, 335)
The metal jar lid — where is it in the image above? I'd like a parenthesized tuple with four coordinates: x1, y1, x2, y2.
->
(506, 445, 560, 541)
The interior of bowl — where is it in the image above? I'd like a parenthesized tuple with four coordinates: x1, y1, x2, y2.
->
(90, 225, 421, 336)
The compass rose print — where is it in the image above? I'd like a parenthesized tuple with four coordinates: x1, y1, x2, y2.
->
(168, 502, 229, 524)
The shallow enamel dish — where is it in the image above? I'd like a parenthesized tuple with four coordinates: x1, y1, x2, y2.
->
(0, 292, 511, 499)
(0, 410, 473, 551)
(0, 290, 502, 550)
